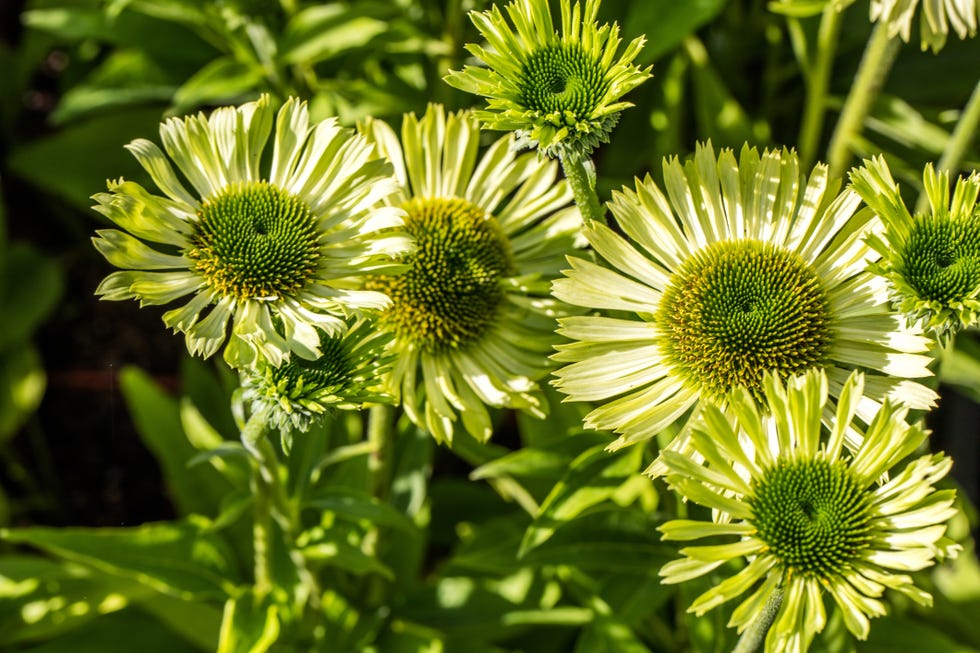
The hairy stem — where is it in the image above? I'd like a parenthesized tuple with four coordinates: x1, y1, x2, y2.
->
(827, 20, 901, 178)
(241, 408, 275, 594)
(560, 153, 605, 224)
(731, 586, 784, 653)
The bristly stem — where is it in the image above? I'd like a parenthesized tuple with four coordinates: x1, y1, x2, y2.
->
(731, 586, 784, 653)
(559, 152, 606, 225)
(797, 4, 844, 170)
(241, 407, 275, 594)
(826, 20, 901, 179)
(368, 404, 395, 500)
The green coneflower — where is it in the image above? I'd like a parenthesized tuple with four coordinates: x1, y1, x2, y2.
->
(850, 156, 980, 337)
(92, 95, 411, 369)
(240, 317, 394, 437)
(444, 0, 651, 159)
(358, 104, 583, 443)
(551, 143, 937, 473)
(658, 369, 960, 653)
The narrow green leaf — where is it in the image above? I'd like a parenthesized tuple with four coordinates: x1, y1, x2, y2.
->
(14, 608, 201, 653)
(575, 616, 653, 653)
(624, 0, 729, 64)
(6, 108, 164, 209)
(0, 243, 63, 347)
(519, 444, 644, 556)
(172, 57, 265, 115)
(137, 592, 222, 652)
(280, 4, 389, 65)
(217, 591, 280, 653)
(305, 490, 418, 534)
(120, 366, 234, 517)
(302, 541, 395, 580)
(0, 519, 239, 599)
(0, 556, 145, 646)
(0, 345, 46, 442)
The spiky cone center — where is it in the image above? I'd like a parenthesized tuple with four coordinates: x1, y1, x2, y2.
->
(368, 197, 514, 353)
(270, 333, 353, 398)
(520, 44, 610, 123)
(187, 181, 320, 300)
(899, 212, 980, 304)
(657, 239, 833, 402)
(750, 457, 873, 578)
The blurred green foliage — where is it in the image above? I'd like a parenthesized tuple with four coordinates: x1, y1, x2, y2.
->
(0, 0, 977, 651)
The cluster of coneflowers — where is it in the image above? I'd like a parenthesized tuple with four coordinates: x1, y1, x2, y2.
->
(91, 0, 978, 651)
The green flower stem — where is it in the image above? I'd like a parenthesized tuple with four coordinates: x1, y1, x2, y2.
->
(241, 408, 275, 594)
(242, 408, 322, 606)
(559, 153, 606, 225)
(827, 20, 901, 179)
(368, 404, 395, 500)
(798, 5, 844, 170)
(937, 79, 980, 174)
(731, 586, 784, 653)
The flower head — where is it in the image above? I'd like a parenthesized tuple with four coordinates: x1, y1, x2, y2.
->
(850, 156, 980, 338)
(359, 104, 583, 442)
(444, 0, 651, 158)
(92, 95, 411, 369)
(866, 0, 978, 52)
(240, 317, 394, 435)
(658, 369, 959, 653)
(551, 143, 937, 472)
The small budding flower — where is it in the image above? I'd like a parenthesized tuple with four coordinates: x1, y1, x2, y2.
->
(91, 95, 411, 369)
(240, 317, 394, 440)
(358, 104, 583, 443)
(850, 157, 980, 338)
(551, 143, 937, 474)
(444, 0, 651, 159)
(658, 369, 960, 653)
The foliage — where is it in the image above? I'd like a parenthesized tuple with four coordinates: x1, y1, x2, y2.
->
(0, 0, 978, 652)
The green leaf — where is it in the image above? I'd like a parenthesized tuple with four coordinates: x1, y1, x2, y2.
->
(0, 519, 239, 600)
(623, 0, 730, 63)
(179, 356, 238, 439)
(280, 4, 390, 65)
(940, 335, 980, 403)
(575, 616, 653, 653)
(22, 6, 214, 66)
(858, 616, 979, 652)
(120, 366, 235, 517)
(0, 345, 46, 442)
(0, 556, 144, 646)
(0, 243, 63, 347)
(136, 592, 222, 652)
(216, 591, 280, 653)
(6, 108, 164, 210)
(371, 620, 446, 653)
(172, 57, 266, 115)
(14, 608, 202, 653)
(305, 490, 418, 534)
(519, 444, 645, 556)
(51, 50, 177, 124)
(181, 400, 249, 488)
(301, 541, 394, 580)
